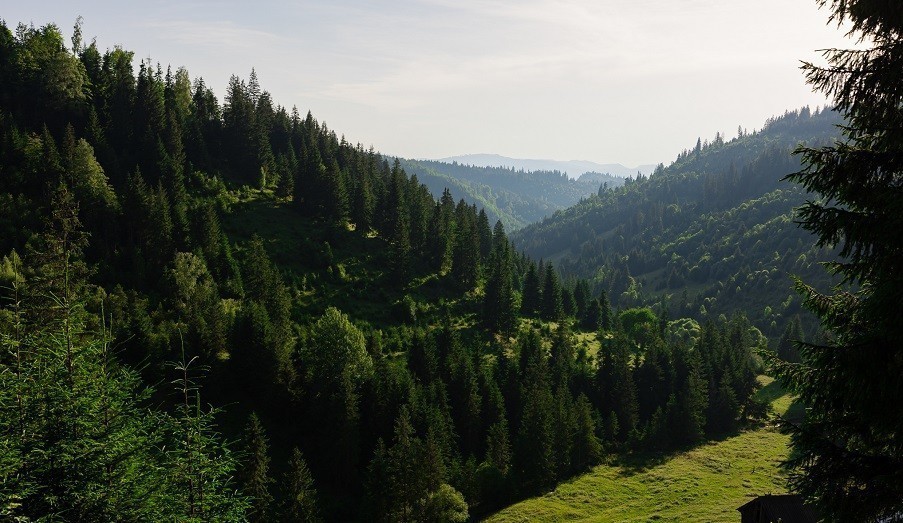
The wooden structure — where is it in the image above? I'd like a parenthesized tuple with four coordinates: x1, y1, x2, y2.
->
(737, 494, 817, 523)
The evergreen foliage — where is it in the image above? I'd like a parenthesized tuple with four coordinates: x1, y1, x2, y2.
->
(768, 2, 903, 519)
(283, 448, 321, 523)
(512, 108, 843, 338)
(239, 413, 274, 522)
(0, 19, 779, 521)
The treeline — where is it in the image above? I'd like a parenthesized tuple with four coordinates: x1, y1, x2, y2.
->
(512, 108, 842, 339)
(238, 298, 765, 519)
(0, 20, 767, 521)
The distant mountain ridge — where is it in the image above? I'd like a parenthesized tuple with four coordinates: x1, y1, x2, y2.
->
(436, 153, 656, 179)
(401, 158, 625, 230)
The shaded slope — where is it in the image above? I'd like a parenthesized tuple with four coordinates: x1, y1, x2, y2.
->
(402, 158, 624, 229)
(512, 108, 842, 338)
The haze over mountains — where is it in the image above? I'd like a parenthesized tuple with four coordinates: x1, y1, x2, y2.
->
(400, 158, 625, 230)
(437, 153, 657, 180)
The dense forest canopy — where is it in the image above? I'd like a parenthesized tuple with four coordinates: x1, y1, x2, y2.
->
(512, 107, 843, 340)
(4, 8, 895, 522)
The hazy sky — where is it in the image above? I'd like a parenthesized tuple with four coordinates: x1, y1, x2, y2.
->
(5, 1, 854, 167)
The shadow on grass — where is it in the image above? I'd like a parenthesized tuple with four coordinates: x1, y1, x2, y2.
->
(782, 398, 805, 425)
(611, 422, 761, 477)
(754, 378, 788, 405)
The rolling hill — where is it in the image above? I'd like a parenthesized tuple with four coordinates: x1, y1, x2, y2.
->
(401, 158, 625, 230)
(511, 107, 842, 339)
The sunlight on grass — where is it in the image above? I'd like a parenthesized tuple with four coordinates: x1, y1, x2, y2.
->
(485, 429, 789, 523)
(486, 376, 794, 523)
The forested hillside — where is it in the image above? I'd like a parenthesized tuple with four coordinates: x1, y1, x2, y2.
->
(513, 108, 842, 340)
(400, 159, 622, 230)
(0, 20, 784, 522)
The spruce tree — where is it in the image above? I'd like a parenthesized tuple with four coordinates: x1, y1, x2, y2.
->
(595, 333, 638, 442)
(451, 200, 479, 290)
(514, 330, 556, 491)
(0, 188, 180, 520)
(598, 290, 613, 331)
(477, 208, 493, 262)
(667, 344, 708, 447)
(282, 448, 321, 523)
(540, 263, 564, 321)
(520, 262, 541, 318)
(352, 165, 375, 234)
(165, 350, 248, 521)
(776, 316, 803, 363)
(582, 298, 603, 331)
(482, 221, 516, 334)
(571, 393, 602, 471)
(322, 159, 349, 225)
(239, 413, 274, 522)
(769, 2, 903, 518)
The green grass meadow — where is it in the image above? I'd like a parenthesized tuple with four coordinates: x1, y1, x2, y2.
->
(485, 377, 795, 522)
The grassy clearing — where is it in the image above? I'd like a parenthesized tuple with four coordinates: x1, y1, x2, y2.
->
(486, 377, 795, 523)
(486, 430, 790, 523)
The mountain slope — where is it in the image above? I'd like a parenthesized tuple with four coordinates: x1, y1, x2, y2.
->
(401, 158, 625, 230)
(511, 108, 842, 338)
(487, 377, 796, 522)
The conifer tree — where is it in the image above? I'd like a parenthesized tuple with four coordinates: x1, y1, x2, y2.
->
(239, 413, 274, 522)
(447, 344, 482, 457)
(282, 448, 321, 523)
(520, 262, 541, 318)
(552, 385, 576, 477)
(406, 176, 432, 254)
(276, 151, 297, 200)
(595, 333, 638, 442)
(482, 221, 516, 334)
(485, 416, 512, 476)
(451, 199, 479, 290)
(572, 280, 590, 320)
(549, 325, 575, 391)
(407, 331, 439, 385)
(598, 290, 613, 331)
(367, 406, 454, 522)
(477, 414, 512, 508)
(634, 341, 671, 423)
(239, 237, 295, 391)
(0, 187, 180, 520)
(165, 350, 248, 521)
(582, 298, 603, 331)
(769, 2, 903, 518)
(561, 286, 575, 318)
(541, 263, 564, 321)
(352, 164, 375, 234)
(667, 344, 708, 447)
(776, 316, 803, 363)
(571, 393, 602, 471)
(477, 208, 492, 262)
(514, 330, 556, 491)
(322, 159, 349, 225)
(705, 375, 739, 436)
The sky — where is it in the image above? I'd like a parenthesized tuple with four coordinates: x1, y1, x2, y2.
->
(4, 1, 856, 167)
